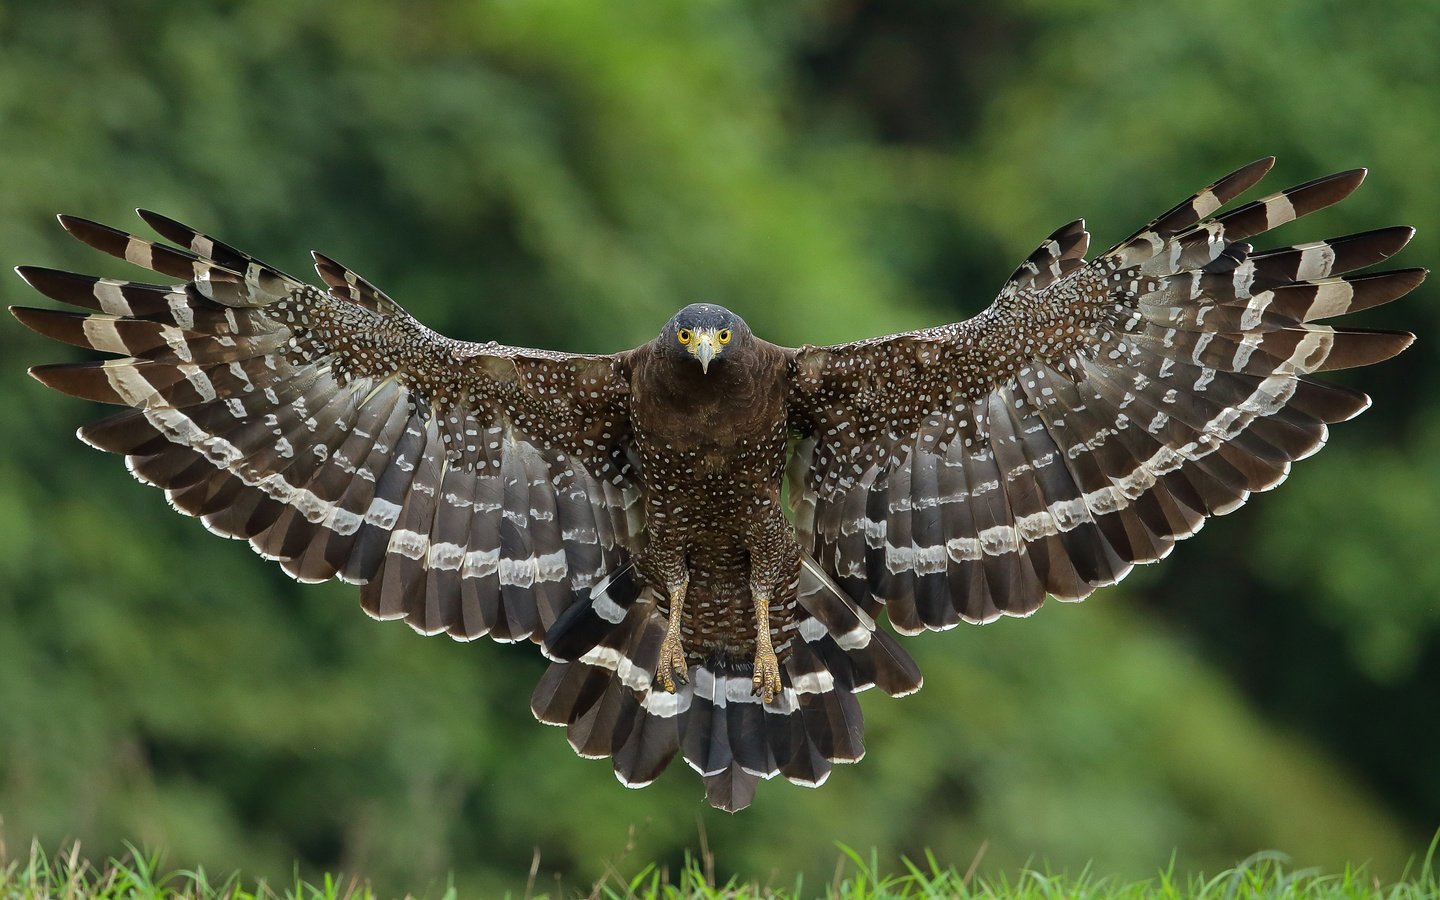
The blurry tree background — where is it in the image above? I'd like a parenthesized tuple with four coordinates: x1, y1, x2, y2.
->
(1, 0, 1437, 895)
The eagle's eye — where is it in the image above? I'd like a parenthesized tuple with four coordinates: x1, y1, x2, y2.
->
(676, 328, 692, 345)
(717, 329, 732, 345)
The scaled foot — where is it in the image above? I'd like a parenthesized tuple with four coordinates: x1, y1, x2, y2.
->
(657, 580, 689, 692)
(750, 592, 782, 704)
(752, 646, 782, 704)
(657, 628, 688, 692)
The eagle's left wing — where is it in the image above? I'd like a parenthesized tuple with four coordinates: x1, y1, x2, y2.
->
(786, 159, 1421, 633)
(13, 211, 645, 646)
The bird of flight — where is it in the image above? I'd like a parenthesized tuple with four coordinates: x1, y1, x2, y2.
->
(12, 159, 1421, 810)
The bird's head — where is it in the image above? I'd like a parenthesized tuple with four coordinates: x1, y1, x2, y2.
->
(659, 303, 749, 374)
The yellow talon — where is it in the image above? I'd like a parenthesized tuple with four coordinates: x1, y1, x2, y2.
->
(752, 648, 782, 704)
(657, 630, 688, 692)
(751, 593, 782, 704)
(656, 579, 688, 692)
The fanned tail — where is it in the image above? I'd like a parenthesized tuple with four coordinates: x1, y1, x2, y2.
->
(530, 554, 920, 811)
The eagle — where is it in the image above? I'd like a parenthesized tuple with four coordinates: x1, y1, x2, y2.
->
(12, 159, 1421, 811)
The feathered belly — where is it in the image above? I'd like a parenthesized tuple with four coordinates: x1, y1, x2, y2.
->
(636, 463, 790, 660)
(681, 533, 760, 656)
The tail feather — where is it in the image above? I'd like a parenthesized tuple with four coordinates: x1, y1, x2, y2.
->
(541, 563, 643, 661)
(681, 672, 733, 777)
(779, 730, 833, 787)
(531, 653, 613, 727)
(704, 765, 760, 814)
(568, 677, 638, 759)
(612, 700, 685, 789)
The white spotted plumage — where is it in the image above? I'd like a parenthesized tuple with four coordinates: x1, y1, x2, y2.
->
(13, 159, 1420, 811)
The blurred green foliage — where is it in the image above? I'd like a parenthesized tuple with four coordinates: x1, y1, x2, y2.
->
(0, 1, 1435, 896)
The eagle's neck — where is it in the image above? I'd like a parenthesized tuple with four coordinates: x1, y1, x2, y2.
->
(630, 340, 788, 447)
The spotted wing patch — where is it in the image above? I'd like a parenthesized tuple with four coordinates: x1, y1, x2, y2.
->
(788, 161, 1420, 629)
(14, 211, 644, 647)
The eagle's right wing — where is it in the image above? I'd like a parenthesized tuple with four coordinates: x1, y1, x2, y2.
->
(13, 211, 645, 645)
(786, 160, 1421, 632)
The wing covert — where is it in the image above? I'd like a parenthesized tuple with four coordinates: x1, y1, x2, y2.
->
(787, 160, 1421, 631)
(13, 211, 645, 645)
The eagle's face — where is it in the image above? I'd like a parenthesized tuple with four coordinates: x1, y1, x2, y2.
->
(659, 303, 750, 374)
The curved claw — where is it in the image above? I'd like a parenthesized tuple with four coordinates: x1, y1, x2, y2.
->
(656, 577, 690, 693)
(752, 648, 781, 704)
(657, 632, 689, 692)
(749, 591, 782, 704)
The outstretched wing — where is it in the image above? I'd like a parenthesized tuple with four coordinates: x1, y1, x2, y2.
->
(786, 159, 1421, 632)
(12, 211, 645, 644)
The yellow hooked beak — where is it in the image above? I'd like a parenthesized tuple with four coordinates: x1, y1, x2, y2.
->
(688, 328, 722, 374)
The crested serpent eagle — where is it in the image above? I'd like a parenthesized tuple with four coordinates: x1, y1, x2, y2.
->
(13, 159, 1423, 810)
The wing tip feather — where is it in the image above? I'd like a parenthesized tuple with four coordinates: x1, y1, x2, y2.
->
(9, 305, 59, 339)
(56, 213, 96, 238)
(1228, 156, 1277, 189)
(135, 208, 186, 238)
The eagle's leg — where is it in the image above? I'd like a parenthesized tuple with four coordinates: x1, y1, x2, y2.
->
(746, 511, 794, 704)
(750, 590, 782, 704)
(657, 576, 689, 692)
